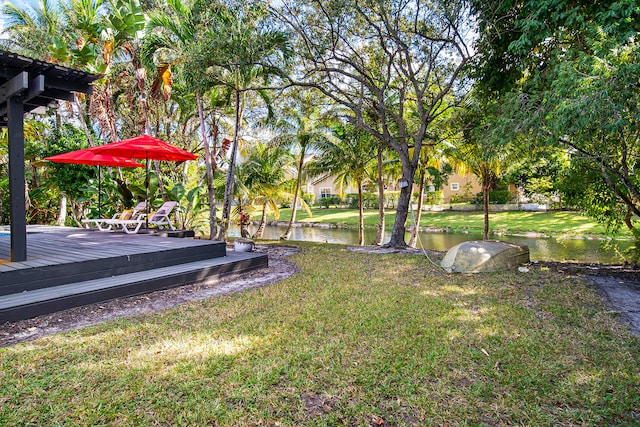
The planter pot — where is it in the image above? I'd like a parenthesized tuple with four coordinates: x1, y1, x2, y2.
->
(234, 239, 255, 252)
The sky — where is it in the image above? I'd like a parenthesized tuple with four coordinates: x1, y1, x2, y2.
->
(0, 0, 56, 32)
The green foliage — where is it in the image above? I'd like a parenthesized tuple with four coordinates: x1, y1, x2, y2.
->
(1, 243, 638, 425)
(319, 195, 342, 208)
(471, 0, 639, 94)
(556, 164, 629, 233)
(166, 182, 209, 234)
(301, 192, 315, 206)
(40, 125, 93, 199)
(426, 190, 444, 205)
(474, 189, 513, 205)
(471, 0, 640, 251)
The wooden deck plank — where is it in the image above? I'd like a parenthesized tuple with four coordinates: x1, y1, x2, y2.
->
(0, 250, 268, 322)
(0, 226, 221, 267)
(0, 227, 229, 298)
(0, 226, 265, 323)
(0, 253, 265, 309)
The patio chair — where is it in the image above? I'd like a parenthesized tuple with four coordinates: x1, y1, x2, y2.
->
(117, 201, 179, 234)
(82, 201, 147, 231)
(147, 201, 178, 231)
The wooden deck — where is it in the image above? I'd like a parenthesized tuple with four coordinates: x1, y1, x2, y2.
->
(0, 226, 268, 322)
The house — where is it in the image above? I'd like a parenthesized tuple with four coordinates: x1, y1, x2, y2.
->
(439, 171, 483, 203)
(304, 171, 485, 206)
(303, 174, 357, 203)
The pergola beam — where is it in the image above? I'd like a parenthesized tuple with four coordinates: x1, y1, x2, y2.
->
(0, 71, 28, 103)
(0, 75, 45, 118)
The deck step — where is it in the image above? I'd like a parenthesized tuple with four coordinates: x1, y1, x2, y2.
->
(0, 251, 268, 322)
(0, 241, 227, 296)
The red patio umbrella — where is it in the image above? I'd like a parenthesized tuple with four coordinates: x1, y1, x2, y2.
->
(92, 135, 198, 162)
(92, 135, 197, 229)
(45, 148, 144, 218)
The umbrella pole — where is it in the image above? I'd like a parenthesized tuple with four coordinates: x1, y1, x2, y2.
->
(145, 156, 149, 231)
(98, 164, 101, 219)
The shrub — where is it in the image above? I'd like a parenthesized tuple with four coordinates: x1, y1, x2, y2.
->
(426, 190, 444, 205)
(302, 192, 315, 206)
(319, 195, 343, 208)
(475, 190, 513, 204)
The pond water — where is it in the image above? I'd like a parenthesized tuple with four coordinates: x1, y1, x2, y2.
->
(230, 224, 632, 264)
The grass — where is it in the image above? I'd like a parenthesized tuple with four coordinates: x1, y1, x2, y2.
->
(265, 208, 625, 238)
(1, 241, 639, 425)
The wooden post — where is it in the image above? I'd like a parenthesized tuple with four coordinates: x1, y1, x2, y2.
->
(8, 94, 26, 261)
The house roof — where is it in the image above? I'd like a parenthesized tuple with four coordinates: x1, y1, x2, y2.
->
(0, 49, 101, 126)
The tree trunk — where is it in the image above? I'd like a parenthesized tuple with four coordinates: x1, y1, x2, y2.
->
(153, 160, 165, 200)
(358, 181, 364, 246)
(55, 194, 67, 226)
(196, 91, 218, 240)
(240, 221, 251, 238)
(386, 162, 415, 248)
(219, 89, 244, 240)
(74, 93, 97, 147)
(253, 203, 268, 239)
(70, 201, 84, 228)
(483, 177, 490, 241)
(374, 146, 385, 246)
(409, 170, 425, 248)
(282, 149, 306, 240)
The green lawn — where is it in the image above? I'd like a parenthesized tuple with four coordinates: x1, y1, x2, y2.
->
(1, 242, 638, 425)
(265, 208, 624, 238)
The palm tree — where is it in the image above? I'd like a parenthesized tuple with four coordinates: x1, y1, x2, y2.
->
(143, 0, 225, 239)
(189, 3, 291, 240)
(449, 98, 510, 241)
(79, 0, 145, 142)
(234, 142, 295, 239)
(309, 123, 377, 246)
(408, 145, 448, 248)
(2, 0, 64, 58)
(270, 91, 333, 240)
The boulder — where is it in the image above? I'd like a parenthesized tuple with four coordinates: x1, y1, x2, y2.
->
(441, 240, 530, 273)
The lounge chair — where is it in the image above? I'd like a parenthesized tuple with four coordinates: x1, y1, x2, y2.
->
(115, 201, 179, 234)
(82, 202, 147, 231)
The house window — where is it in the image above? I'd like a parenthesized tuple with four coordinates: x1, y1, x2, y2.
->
(450, 182, 460, 191)
(320, 187, 332, 198)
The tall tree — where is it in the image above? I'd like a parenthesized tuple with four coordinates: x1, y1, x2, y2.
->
(471, 0, 640, 243)
(270, 90, 333, 240)
(84, 0, 146, 142)
(309, 123, 377, 246)
(191, 1, 291, 240)
(234, 142, 295, 239)
(274, 0, 473, 247)
(450, 98, 510, 241)
(373, 143, 387, 246)
(1, 0, 63, 57)
(408, 145, 447, 248)
(143, 0, 221, 239)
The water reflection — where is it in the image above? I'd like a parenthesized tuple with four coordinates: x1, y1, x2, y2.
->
(230, 224, 631, 264)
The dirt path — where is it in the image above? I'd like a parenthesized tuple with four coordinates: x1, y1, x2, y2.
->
(591, 276, 640, 335)
(534, 261, 640, 336)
